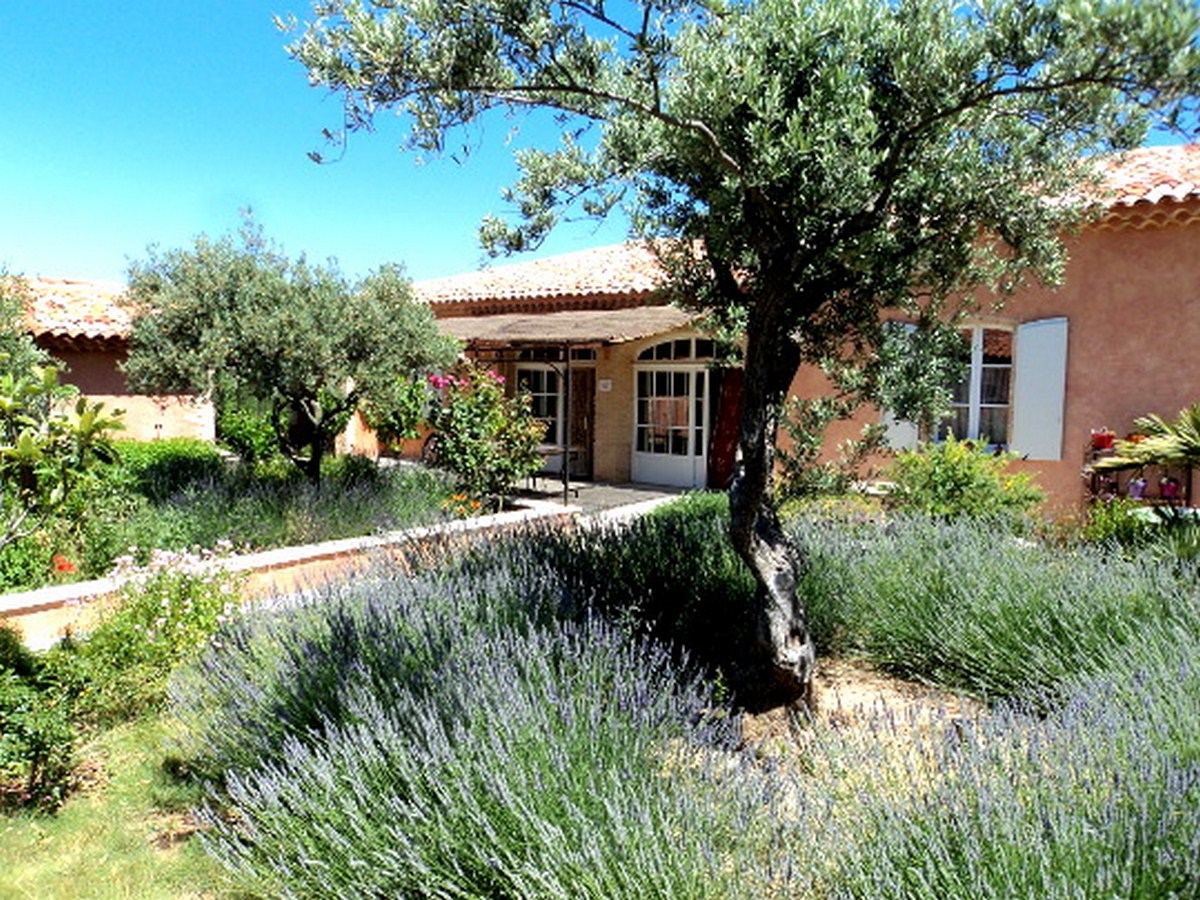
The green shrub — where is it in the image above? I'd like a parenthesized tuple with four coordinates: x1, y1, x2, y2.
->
(1078, 496, 1158, 547)
(0, 533, 53, 592)
(1145, 506, 1200, 564)
(883, 435, 1044, 523)
(42, 548, 243, 725)
(113, 438, 226, 502)
(426, 363, 546, 507)
(216, 406, 279, 463)
(0, 670, 75, 810)
(0, 619, 37, 678)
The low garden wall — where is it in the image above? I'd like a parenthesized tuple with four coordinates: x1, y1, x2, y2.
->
(1, 499, 576, 651)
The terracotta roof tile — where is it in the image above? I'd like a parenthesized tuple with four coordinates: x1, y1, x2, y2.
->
(440, 306, 695, 345)
(24, 277, 130, 342)
(1097, 143, 1200, 207)
(419, 146, 1200, 313)
(415, 242, 667, 307)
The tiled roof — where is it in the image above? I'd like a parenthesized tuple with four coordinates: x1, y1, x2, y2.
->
(419, 146, 1200, 312)
(415, 242, 667, 308)
(440, 306, 695, 345)
(1097, 143, 1200, 207)
(24, 277, 130, 343)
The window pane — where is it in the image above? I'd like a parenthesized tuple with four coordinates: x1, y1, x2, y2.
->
(940, 407, 970, 441)
(517, 367, 559, 445)
(980, 366, 1011, 405)
(673, 339, 691, 360)
(671, 430, 688, 455)
(979, 406, 1009, 446)
(695, 339, 715, 359)
(655, 342, 672, 360)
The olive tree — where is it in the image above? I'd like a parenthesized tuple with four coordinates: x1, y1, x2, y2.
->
(287, 0, 1199, 704)
(125, 222, 459, 482)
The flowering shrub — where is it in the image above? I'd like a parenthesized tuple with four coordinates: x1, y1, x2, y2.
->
(425, 363, 545, 508)
(42, 545, 245, 724)
(883, 434, 1044, 524)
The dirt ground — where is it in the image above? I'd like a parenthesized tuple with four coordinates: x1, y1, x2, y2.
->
(741, 657, 984, 746)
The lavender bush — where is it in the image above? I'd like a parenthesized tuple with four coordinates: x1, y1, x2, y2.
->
(823, 637, 1200, 898)
(171, 562, 802, 898)
(168, 502, 1200, 896)
(795, 514, 1199, 701)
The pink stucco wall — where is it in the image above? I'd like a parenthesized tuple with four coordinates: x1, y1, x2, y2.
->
(46, 344, 216, 443)
(789, 202, 1200, 514)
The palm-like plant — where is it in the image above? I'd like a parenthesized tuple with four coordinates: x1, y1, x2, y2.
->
(1094, 403, 1200, 471)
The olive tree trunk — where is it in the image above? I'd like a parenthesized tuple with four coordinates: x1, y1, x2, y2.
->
(727, 299, 817, 711)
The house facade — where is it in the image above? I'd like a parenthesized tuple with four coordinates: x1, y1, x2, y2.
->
(415, 144, 1200, 512)
(415, 244, 734, 489)
(24, 277, 215, 442)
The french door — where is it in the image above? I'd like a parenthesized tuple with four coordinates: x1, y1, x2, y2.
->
(631, 365, 708, 488)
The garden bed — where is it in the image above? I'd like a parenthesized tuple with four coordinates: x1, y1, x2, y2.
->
(1, 497, 574, 650)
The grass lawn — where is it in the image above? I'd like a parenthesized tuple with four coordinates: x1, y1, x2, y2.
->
(0, 718, 233, 900)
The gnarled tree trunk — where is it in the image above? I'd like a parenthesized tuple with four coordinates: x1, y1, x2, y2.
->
(727, 298, 816, 711)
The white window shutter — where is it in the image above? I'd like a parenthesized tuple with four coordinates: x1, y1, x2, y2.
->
(1010, 317, 1068, 461)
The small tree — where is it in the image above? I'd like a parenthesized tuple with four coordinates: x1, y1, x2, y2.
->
(0, 276, 123, 553)
(425, 364, 546, 508)
(124, 220, 459, 482)
(0, 273, 50, 375)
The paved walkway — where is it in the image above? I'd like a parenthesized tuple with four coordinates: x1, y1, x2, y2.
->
(517, 479, 686, 513)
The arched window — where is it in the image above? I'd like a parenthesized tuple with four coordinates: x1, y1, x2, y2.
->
(636, 337, 715, 362)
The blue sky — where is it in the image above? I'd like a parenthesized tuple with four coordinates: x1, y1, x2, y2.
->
(0, 2, 627, 286)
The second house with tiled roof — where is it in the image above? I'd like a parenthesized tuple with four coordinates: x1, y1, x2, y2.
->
(24, 277, 214, 442)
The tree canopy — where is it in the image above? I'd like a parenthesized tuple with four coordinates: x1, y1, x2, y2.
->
(124, 222, 459, 481)
(287, 0, 1200, 704)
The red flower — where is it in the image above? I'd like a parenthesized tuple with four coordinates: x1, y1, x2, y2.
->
(52, 554, 76, 574)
